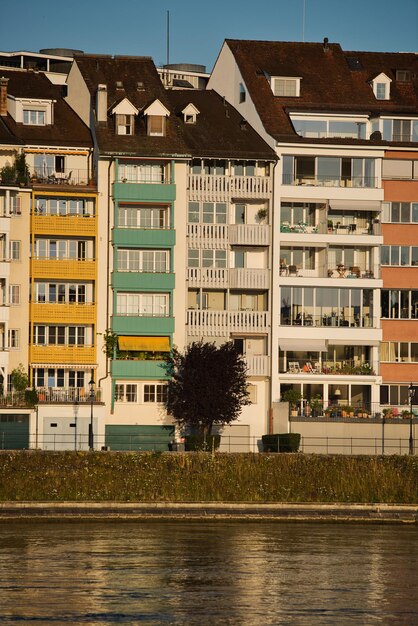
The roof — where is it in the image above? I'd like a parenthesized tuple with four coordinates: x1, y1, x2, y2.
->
(224, 39, 418, 144)
(0, 69, 92, 148)
(75, 55, 276, 160)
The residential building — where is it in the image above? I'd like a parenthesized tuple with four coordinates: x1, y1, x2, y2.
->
(0, 67, 103, 449)
(208, 39, 418, 445)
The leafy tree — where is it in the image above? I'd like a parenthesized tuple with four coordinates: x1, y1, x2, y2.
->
(11, 364, 29, 392)
(165, 340, 250, 437)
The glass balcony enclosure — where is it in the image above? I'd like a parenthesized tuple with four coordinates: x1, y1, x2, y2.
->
(282, 155, 377, 187)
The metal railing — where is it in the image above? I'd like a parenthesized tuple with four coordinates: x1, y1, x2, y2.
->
(280, 313, 377, 328)
(0, 388, 101, 406)
(29, 168, 92, 186)
(280, 264, 378, 279)
(281, 359, 375, 376)
(280, 222, 381, 236)
(299, 436, 413, 455)
(282, 175, 379, 188)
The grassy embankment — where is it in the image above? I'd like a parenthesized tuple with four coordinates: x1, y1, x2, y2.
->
(1, 451, 417, 503)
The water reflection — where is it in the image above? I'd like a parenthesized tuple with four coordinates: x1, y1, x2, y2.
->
(0, 522, 417, 625)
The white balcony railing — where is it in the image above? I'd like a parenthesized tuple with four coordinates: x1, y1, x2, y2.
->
(187, 224, 228, 248)
(229, 224, 270, 246)
(229, 268, 270, 289)
(187, 267, 228, 287)
(186, 309, 270, 336)
(245, 355, 270, 377)
(188, 174, 271, 201)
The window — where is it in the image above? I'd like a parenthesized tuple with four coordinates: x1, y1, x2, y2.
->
(144, 384, 167, 403)
(116, 114, 134, 135)
(202, 250, 226, 268)
(115, 384, 138, 402)
(116, 292, 169, 316)
(117, 249, 169, 273)
(10, 195, 21, 215)
(291, 117, 366, 139)
(272, 77, 300, 97)
(381, 120, 418, 144)
(9, 285, 20, 305)
(380, 384, 414, 406)
(247, 384, 257, 404)
(381, 246, 418, 266)
(118, 163, 166, 183)
(239, 83, 246, 103)
(383, 202, 418, 224)
(35, 282, 89, 304)
(34, 238, 91, 260)
(8, 329, 19, 349)
(380, 342, 418, 363)
(10, 241, 20, 261)
(396, 70, 412, 82)
(23, 109, 46, 125)
(282, 155, 376, 187)
(33, 325, 88, 345)
(381, 290, 418, 319)
(375, 83, 387, 100)
(35, 197, 88, 216)
(34, 154, 65, 177)
(202, 202, 227, 224)
(118, 205, 168, 229)
(147, 115, 165, 136)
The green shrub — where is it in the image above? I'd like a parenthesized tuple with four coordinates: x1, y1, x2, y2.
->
(184, 435, 221, 451)
(262, 433, 301, 453)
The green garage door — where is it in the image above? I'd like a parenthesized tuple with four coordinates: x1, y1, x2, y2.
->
(0, 414, 30, 449)
(105, 425, 175, 451)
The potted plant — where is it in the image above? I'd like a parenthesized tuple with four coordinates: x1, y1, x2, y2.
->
(401, 409, 410, 420)
(383, 407, 393, 419)
(309, 395, 323, 417)
(256, 207, 268, 221)
(327, 219, 333, 233)
(283, 389, 302, 417)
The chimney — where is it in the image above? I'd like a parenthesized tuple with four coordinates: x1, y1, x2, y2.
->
(96, 83, 107, 123)
(0, 77, 9, 116)
(323, 37, 329, 52)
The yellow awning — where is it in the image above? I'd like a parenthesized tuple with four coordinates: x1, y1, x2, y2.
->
(24, 149, 90, 155)
(118, 336, 170, 351)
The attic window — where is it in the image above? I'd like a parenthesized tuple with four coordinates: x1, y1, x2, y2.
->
(185, 114, 195, 124)
(396, 70, 411, 82)
(116, 114, 134, 135)
(239, 83, 246, 103)
(271, 77, 300, 97)
(23, 109, 46, 125)
(148, 115, 165, 136)
(372, 73, 391, 100)
(137, 81, 144, 90)
(116, 81, 124, 89)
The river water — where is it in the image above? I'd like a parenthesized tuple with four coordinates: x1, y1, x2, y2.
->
(0, 522, 417, 625)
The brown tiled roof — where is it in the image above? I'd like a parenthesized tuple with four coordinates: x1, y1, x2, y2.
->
(168, 89, 276, 160)
(0, 69, 92, 147)
(75, 55, 276, 160)
(225, 39, 418, 143)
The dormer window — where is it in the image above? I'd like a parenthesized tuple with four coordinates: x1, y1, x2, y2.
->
(23, 109, 46, 125)
(271, 76, 301, 97)
(396, 70, 411, 82)
(181, 103, 200, 125)
(143, 99, 170, 137)
(116, 114, 133, 135)
(110, 98, 139, 136)
(371, 73, 391, 100)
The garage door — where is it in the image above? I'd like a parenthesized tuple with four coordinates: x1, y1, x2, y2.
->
(219, 424, 251, 452)
(105, 425, 175, 451)
(0, 414, 29, 449)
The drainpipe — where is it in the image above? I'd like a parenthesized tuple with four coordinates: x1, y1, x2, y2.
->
(268, 158, 279, 434)
(98, 157, 113, 391)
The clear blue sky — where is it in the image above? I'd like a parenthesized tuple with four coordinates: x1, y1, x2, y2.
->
(1, 0, 417, 71)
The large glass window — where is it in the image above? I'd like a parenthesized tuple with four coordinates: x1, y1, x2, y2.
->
(117, 249, 168, 273)
(118, 205, 168, 229)
(116, 293, 169, 316)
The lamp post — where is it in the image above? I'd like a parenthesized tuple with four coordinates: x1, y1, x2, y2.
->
(88, 378, 95, 451)
(408, 382, 415, 455)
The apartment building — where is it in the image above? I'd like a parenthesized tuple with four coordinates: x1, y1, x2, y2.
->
(64, 54, 277, 450)
(0, 68, 104, 449)
(208, 39, 418, 431)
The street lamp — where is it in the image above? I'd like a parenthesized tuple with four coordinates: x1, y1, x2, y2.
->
(408, 382, 415, 455)
(89, 378, 95, 451)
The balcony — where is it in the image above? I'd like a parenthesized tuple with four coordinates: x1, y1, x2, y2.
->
(245, 355, 270, 377)
(111, 359, 169, 380)
(187, 267, 228, 288)
(0, 217, 10, 234)
(31, 345, 96, 364)
(0, 262, 10, 279)
(32, 213, 96, 236)
(29, 168, 92, 188)
(30, 303, 96, 324)
(280, 313, 378, 329)
(31, 258, 96, 280)
(113, 181, 176, 202)
(188, 174, 271, 201)
(229, 268, 270, 289)
(187, 223, 227, 246)
(280, 221, 381, 237)
(279, 263, 379, 280)
(186, 309, 270, 336)
(229, 224, 270, 246)
(281, 359, 376, 376)
(0, 306, 9, 323)
(113, 228, 175, 247)
(282, 175, 378, 188)
(112, 272, 175, 291)
(36, 388, 102, 403)
(112, 315, 174, 335)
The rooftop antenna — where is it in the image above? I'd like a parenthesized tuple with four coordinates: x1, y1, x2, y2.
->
(166, 10, 170, 67)
(302, 0, 306, 42)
